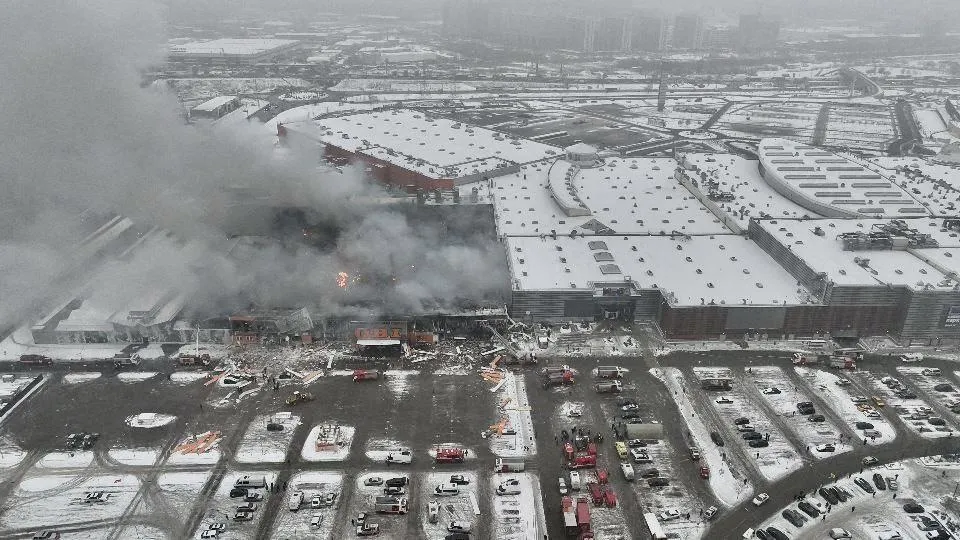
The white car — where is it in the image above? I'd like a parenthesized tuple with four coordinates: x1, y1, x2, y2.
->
(900, 353, 923, 362)
(364, 476, 383, 486)
(447, 521, 472, 533)
(761, 387, 781, 395)
(434, 483, 460, 496)
(287, 490, 303, 511)
(310, 514, 323, 528)
(752, 493, 770, 506)
(657, 509, 681, 521)
(558, 477, 568, 495)
(496, 479, 521, 496)
(200, 531, 219, 539)
(428, 501, 440, 523)
(569, 471, 581, 490)
(816, 443, 836, 453)
(829, 528, 852, 539)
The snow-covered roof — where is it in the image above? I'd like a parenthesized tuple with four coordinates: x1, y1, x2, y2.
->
(506, 234, 807, 306)
(286, 109, 559, 180)
(868, 156, 960, 215)
(565, 143, 597, 154)
(192, 95, 238, 112)
(170, 39, 298, 57)
(752, 218, 960, 291)
(757, 138, 927, 218)
(492, 157, 730, 237)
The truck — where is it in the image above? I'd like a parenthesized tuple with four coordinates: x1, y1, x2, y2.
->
(178, 353, 211, 367)
(543, 370, 575, 388)
(285, 391, 314, 406)
(353, 369, 380, 382)
(829, 357, 857, 370)
(374, 496, 408, 514)
(792, 353, 818, 365)
(576, 496, 593, 532)
(568, 454, 597, 469)
(596, 366, 626, 379)
(562, 496, 579, 537)
(434, 447, 466, 464)
(620, 462, 635, 480)
(494, 457, 525, 472)
(594, 381, 623, 393)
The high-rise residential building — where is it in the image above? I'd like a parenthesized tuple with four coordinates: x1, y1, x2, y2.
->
(703, 24, 733, 50)
(630, 14, 665, 52)
(672, 13, 703, 49)
(737, 13, 780, 51)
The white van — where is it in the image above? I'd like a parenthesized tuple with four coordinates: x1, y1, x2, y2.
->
(569, 471, 582, 490)
(386, 449, 413, 464)
(742, 528, 755, 539)
(288, 490, 304, 511)
(234, 475, 267, 489)
(434, 483, 460, 496)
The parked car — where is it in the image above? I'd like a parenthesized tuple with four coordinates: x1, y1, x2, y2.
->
(798, 501, 820, 518)
(384, 486, 405, 496)
(385, 477, 408, 487)
(647, 477, 670, 487)
(229, 487, 248, 498)
(808, 414, 826, 423)
(447, 521, 472, 533)
(233, 511, 253, 521)
(752, 493, 770, 506)
(710, 431, 724, 446)
(266, 423, 284, 431)
(496, 479, 521, 496)
(854, 477, 875, 494)
(734, 417, 751, 425)
(855, 421, 874, 429)
(819, 487, 839, 505)
(737, 424, 756, 432)
(829, 528, 853, 539)
(887, 477, 898, 490)
(816, 443, 836, 453)
(929, 417, 947, 426)
(761, 387, 781, 395)
(742, 432, 763, 440)
(364, 476, 384, 486)
(704, 506, 718, 520)
(922, 368, 942, 376)
(766, 527, 790, 540)
(558, 477, 568, 494)
(639, 468, 659, 478)
(873, 473, 887, 490)
(716, 396, 734, 404)
(657, 509, 681, 521)
(749, 440, 769, 448)
(621, 403, 639, 411)
(903, 503, 925, 514)
(449, 475, 470, 485)
(934, 384, 955, 392)
(621, 411, 640, 420)
(428, 502, 440, 523)
(200, 530, 219, 539)
(627, 439, 647, 447)
(435, 484, 460, 497)
(32, 532, 60, 540)
(782, 509, 807, 527)
(244, 492, 263, 502)
(862, 456, 879, 466)
(356, 523, 380, 536)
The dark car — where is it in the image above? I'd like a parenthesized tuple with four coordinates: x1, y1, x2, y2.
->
(872, 473, 887, 490)
(929, 417, 947, 426)
(449, 475, 470, 485)
(782, 509, 807, 527)
(819, 487, 839, 505)
(647, 477, 670, 487)
(734, 417, 751, 425)
(855, 421, 874, 430)
(808, 414, 826, 423)
(710, 432, 724, 446)
(229, 487, 248, 498)
(797, 501, 819, 518)
(445, 534, 470, 540)
(903, 502, 925, 513)
(621, 412, 640, 420)
(617, 398, 638, 407)
(934, 384, 955, 392)
(742, 432, 763, 440)
(748, 440, 769, 448)
(639, 468, 660, 478)
(385, 477, 409, 487)
(835, 487, 853, 502)
(755, 529, 772, 540)
(854, 477, 874, 494)
(766, 527, 790, 540)
(266, 423, 284, 431)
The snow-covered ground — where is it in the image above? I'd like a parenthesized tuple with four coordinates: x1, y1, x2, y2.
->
(169, 371, 210, 385)
(158, 471, 213, 535)
(488, 372, 537, 458)
(200, 471, 277, 540)
(631, 441, 708, 540)
(116, 371, 158, 383)
(62, 372, 102, 384)
(107, 447, 160, 466)
(124, 412, 176, 429)
(235, 413, 301, 463)
(133, 343, 168, 360)
(653, 367, 754, 507)
(0, 440, 27, 469)
(301, 424, 355, 462)
(795, 367, 897, 445)
(36, 450, 93, 469)
(352, 471, 412, 538)
(749, 366, 853, 457)
(489, 472, 547, 540)
(654, 339, 809, 357)
(269, 471, 343, 540)
(853, 371, 956, 438)
(1, 473, 139, 531)
(0, 375, 38, 398)
(0, 326, 127, 361)
(897, 367, 960, 422)
(420, 471, 479, 539)
(365, 438, 413, 464)
(694, 367, 803, 482)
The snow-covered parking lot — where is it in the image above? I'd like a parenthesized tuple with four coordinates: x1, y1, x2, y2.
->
(351, 471, 412, 539)
(695, 367, 802, 482)
(197, 471, 277, 540)
(235, 413, 301, 463)
(269, 471, 343, 539)
(854, 371, 956, 438)
(420, 471, 479, 539)
(796, 367, 897, 445)
(1, 473, 139, 532)
(750, 366, 853, 457)
(490, 472, 546, 540)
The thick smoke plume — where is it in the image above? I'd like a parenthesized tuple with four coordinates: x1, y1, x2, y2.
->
(0, 0, 507, 329)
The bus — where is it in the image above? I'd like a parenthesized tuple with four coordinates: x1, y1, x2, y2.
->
(642, 512, 667, 540)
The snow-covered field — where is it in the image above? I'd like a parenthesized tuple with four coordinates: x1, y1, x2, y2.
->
(169, 371, 210, 385)
(749, 366, 853, 457)
(116, 371, 158, 383)
(235, 413, 301, 463)
(0, 375, 38, 397)
(108, 447, 160, 466)
(853, 371, 956, 438)
(489, 472, 546, 540)
(158, 471, 213, 533)
(1, 473, 139, 531)
(795, 367, 897, 445)
(420, 471, 479, 539)
(200, 471, 277, 540)
(653, 367, 754, 507)
(301, 424, 355, 462)
(36, 450, 93, 469)
(488, 372, 537, 458)
(125, 412, 176, 428)
(269, 471, 343, 539)
(694, 367, 802, 482)
(365, 438, 412, 464)
(63, 372, 102, 384)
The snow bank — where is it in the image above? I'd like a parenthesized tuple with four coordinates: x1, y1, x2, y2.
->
(365, 438, 411, 463)
(63, 372, 102, 384)
(37, 451, 93, 469)
(653, 367, 754, 506)
(235, 414, 301, 463)
(125, 413, 176, 428)
(300, 424, 355, 462)
(108, 447, 160, 466)
(116, 371, 158, 383)
(133, 343, 167, 360)
(169, 371, 210, 385)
